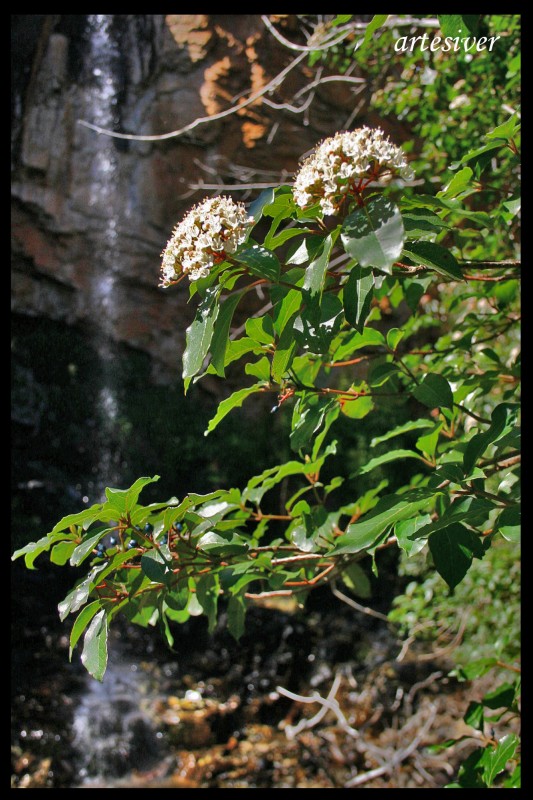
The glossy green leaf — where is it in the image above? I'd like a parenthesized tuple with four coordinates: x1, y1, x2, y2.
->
(341, 562, 372, 598)
(196, 572, 220, 633)
(341, 196, 404, 274)
(330, 489, 436, 555)
(235, 245, 280, 282)
(271, 312, 298, 381)
(395, 514, 432, 556)
(141, 551, 171, 586)
(210, 292, 245, 377)
(361, 15, 389, 47)
(245, 315, 275, 344)
(50, 540, 78, 566)
(403, 241, 464, 281)
(416, 423, 443, 459)
(412, 373, 454, 409)
(70, 530, 108, 567)
(205, 384, 265, 435)
(438, 167, 474, 200)
(480, 734, 519, 786)
(183, 285, 221, 388)
(371, 418, 433, 446)
(438, 14, 480, 37)
(248, 187, 275, 222)
(58, 564, 107, 621)
(227, 595, 246, 640)
(303, 233, 334, 299)
(485, 114, 520, 142)
(81, 609, 108, 682)
(463, 403, 520, 475)
(69, 601, 102, 659)
(353, 449, 427, 476)
(343, 265, 374, 333)
(428, 523, 484, 589)
(496, 505, 520, 543)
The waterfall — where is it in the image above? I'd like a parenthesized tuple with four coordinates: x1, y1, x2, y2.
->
(84, 14, 124, 500)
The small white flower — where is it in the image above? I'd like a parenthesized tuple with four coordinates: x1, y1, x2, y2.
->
(293, 127, 413, 216)
(160, 196, 254, 286)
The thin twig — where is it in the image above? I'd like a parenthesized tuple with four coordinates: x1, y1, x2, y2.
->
(331, 582, 391, 624)
(343, 703, 438, 787)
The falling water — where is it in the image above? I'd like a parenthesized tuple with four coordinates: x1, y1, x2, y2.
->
(71, 644, 163, 785)
(84, 14, 123, 499)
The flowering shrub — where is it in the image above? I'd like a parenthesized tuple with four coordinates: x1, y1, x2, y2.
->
(293, 127, 413, 215)
(160, 196, 254, 285)
(13, 117, 520, 682)
(12, 14, 520, 787)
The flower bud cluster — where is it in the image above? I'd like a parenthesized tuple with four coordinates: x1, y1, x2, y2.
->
(293, 127, 413, 216)
(160, 196, 254, 285)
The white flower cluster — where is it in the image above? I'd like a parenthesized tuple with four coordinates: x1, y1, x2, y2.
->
(293, 127, 413, 216)
(160, 196, 254, 285)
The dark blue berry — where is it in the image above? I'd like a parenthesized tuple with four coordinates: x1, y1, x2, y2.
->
(109, 535, 117, 546)
(144, 522, 154, 534)
(128, 540, 138, 549)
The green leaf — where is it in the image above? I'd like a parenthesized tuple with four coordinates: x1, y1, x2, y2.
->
(496, 506, 520, 543)
(196, 573, 220, 633)
(164, 580, 190, 611)
(343, 265, 374, 333)
(183, 285, 221, 388)
(50, 540, 78, 566)
(58, 564, 107, 621)
(290, 397, 337, 453)
(438, 15, 480, 38)
(402, 241, 464, 281)
(227, 595, 247, 640)
(141, 551, 172, 586)
(463, 403, 520, 476)
(197, 530, 249, 556)
(235, 245, 280, 282)
(416, 423, 443, 459)
(271, 311, 298, 381)
(70, 530, 108, 566)
(210, 292, 244, 377)
(303, 233, 334, 299)
(395, 514, 432, 556)
(339, 383, 374, 419)
(464, 701, 485, 731)
(245, 315, 275, 345)
(205, 384, 265, 435)
(438, 167, 474, 200)
(69, 601, 102, 659)
(331, 326, 385, 361)
(248, 187, 275, 222)
(353, 449, 427, 477)
(341, 562, 372, 598)
(368, 360, 400, 387)
(485, 114, 520, 142)
(412, 373, 454, 410)
(341, 196, 404, 274)
(361, 14, 389, 46)
(330, 489, 436, 555)
(294, 294, 344, 355)
(480, 734, 519, 786)
(428, 523, 484, 589)
(371, 418, 433, 446)
(286, 234, 324, 266)
(245, 356, 271, 382)
(452, 658, 498, 681)
(81, 609, 108, 681)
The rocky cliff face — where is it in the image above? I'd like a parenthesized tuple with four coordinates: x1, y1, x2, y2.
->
(12, 14, 371, 382)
